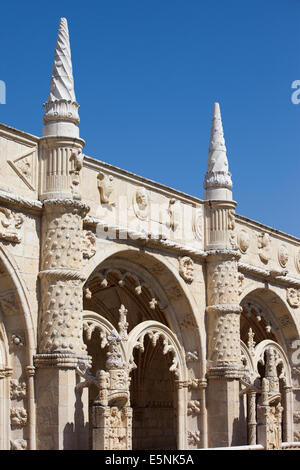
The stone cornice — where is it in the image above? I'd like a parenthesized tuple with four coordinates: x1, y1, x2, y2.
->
(34, 353, 91, 369)
(0, 189, 43, 214)
(236, 213, 300, 244)
(38, 269, 87, 281)
(238, 261, 300, 288)
(83, 217, 207, 260)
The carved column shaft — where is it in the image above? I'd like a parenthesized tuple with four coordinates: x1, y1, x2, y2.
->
(206, 252, 242, 372)
(35, 199, 90, 449)
(247, 391, 257, 445)
(205, 201, 244, 448)
(38, 199, 89, 355)
(40, 137, 84, 201)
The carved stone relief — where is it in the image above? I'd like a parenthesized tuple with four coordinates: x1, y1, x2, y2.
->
(133, 187, 149, 220)
(0, 208, 24, 243)
(8, 148, 36, 191)
(187, 400, 201, 415)
(286, 288, 300, 308)
(166, 198, 181, 231)
(82, 230, 96, 259)
(10, 379, 26, 400)
(186, 350, 199, 362)
(187, 430, 201, 446)
(237, 229, 250, 253)
(295, 248, 300, 274)
(192, 208, 203, 242)
(10, 407, 27, 428)
(258, 232, 271, 263)
(10, 439, 28, 450)
(178, 256, 194, 283)
(97, 172, 115, 206)
(278, 244, 289, 268)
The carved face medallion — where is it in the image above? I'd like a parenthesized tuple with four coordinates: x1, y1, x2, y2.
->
(178, 256, 194, 283)
(133, 187, 149, 220)
(237, 229, 250, 253)
(278, 244, 289, 268)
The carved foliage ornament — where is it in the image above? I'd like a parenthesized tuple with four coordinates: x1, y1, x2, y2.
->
(178, 256, 194, 283)
(0, 208, 24, 243)
(10, 407, 27, 428)
(82, 230, 96, 259)
(10, 379, 26, 400)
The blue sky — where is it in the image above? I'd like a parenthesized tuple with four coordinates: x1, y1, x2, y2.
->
(1, 0, 300, 237)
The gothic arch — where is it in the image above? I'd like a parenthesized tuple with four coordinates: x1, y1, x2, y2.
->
(126, 320, 188, 449)
(0, 244, 36, 450)
(82, 247, 205, 378)
(82, 310, 126, 362)
(240, 287, 299, 353)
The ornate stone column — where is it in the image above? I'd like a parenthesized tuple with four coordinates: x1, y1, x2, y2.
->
(205, 248, 244, 447)
(204, 103, 244, 447)
(92, 330, 132, 450)
(34, 17, 90, 449)
(247, 391, 257, 445)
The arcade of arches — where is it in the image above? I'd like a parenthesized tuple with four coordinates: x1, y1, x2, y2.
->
(1, 16, 300, 451)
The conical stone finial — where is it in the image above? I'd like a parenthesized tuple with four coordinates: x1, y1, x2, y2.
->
(43, 18, 80, 137)
(204, 103, 232, 201)
(48, 17, 76, 102)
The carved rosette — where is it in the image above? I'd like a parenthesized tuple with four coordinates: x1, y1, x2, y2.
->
(206, 253, 242, 371)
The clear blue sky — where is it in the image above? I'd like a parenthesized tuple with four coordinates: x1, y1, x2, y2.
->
(1, 0, 300, 237)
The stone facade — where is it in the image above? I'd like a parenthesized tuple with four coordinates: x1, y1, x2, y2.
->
(0, 18, 299, 450)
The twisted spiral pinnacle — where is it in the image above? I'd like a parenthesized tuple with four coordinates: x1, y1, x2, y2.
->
(48, 17, 76, 102)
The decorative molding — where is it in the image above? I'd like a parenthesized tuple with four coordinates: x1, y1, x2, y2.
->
(10, 333, 24, 348)
(238, 262, 300, 288)
(0, 189, 42, 213)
